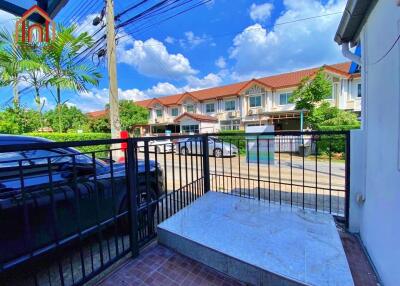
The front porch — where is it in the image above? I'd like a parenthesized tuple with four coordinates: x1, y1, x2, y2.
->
(96, 192, 378, 286)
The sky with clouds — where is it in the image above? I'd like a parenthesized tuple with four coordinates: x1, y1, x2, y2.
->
(0, 0, 348, 112)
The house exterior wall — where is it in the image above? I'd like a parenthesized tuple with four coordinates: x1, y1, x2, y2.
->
(349, 1, 400, 285)
(147, 69, 361, 133)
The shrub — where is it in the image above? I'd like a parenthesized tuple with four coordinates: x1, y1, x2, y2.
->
(217, 130, 246, 154)
(316, 125, 360, 156)
(25, 132, 111, 155)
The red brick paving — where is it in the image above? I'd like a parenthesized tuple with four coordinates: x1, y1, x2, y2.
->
(98, 232, 378, 286)
(96, 242, 245, 286)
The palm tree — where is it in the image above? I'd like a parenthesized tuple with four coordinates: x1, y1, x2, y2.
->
(0, 29, 26, 108)
(45, 25, 102, 132)
(22, 44, 50, 128)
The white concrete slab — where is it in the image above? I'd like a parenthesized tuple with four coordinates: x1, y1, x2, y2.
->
(158, 191, 354, 286)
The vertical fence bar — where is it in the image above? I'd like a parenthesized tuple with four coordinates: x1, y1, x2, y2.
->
(202, 134, 210, 193)
(345, 131, 351, 229)
(126, 138, 139, 257)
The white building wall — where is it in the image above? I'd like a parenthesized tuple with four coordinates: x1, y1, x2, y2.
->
(350, 1, 400, 285)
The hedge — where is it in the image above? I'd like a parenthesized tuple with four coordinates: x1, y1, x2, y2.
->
(217, 130, 246, 155)
(25, 132, 112, 155)
(316, 125, 360, 155)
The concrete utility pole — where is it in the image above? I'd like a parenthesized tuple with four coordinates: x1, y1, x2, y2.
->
(106, 0, 121, 140)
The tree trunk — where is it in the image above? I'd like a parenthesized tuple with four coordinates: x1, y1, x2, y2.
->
(57, 86, 62, 133)
(35, 87, 43, 129)
(13, 83, 19, 109)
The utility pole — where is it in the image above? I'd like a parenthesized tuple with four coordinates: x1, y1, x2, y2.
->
(106, 0, 121, 140)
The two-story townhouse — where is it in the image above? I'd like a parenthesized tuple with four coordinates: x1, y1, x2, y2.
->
(88, 62, 361, 134)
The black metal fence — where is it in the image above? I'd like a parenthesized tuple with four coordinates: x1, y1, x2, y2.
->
(0, 131, 349, 286)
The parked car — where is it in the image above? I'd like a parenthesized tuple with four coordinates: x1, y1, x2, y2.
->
(0, 135, 164, 265)
(175, 136, 238, 157)
(137, 139, 174, 153)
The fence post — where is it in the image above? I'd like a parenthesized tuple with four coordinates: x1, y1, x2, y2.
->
(345, 131, 351, 229)
(202, 134, 210, 193)
(126, 138, 139, 257)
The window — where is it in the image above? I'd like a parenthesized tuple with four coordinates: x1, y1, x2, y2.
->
(279, 93, 292, 105)
(249, 95, 262, 108)
(182, 124, 199, 134)
(357, 83, 362, 98)
(171, 108, 179, 116)
(220, 120, 240, 131)
(186, 105, 194, 113)
(205, 103, 215, 113)
(225, 100, 236, 111)
(155, 109, 163, 117)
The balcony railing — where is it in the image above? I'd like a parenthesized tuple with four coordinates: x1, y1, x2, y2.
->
(0, 131, 349, 286)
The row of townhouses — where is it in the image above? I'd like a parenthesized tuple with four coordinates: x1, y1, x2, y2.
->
(88, 62, 361, 134)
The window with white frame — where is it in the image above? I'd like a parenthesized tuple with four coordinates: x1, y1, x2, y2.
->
(220, 120, 240, 131)
(225, 100, 236, 111)
(182, 124, 199, 134)
(186, 104, 195, 113)
(279, 93, 292, 105)
(171, 107, 179, 117)
(249, 95, 262, 108)
(155, 109, 163, 117)
(357, 83, 362, 98)
(205, 103, 215, 113)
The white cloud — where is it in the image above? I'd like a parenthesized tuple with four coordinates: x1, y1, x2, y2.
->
(117, 38, 197, 79)
(185, 73, 222, 90)
(164, 36, 175, 44)
(179, 31, 208, 49)
(229, 0, 346, 80)
(215, 56, 227, 69)
(78, 72, 222, 112)
(250, 2, 274, 22)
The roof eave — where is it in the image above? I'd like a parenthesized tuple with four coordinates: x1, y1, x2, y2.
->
(334, 0, 377, 46)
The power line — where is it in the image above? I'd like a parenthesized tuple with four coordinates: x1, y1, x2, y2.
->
(370, 32, 400, 65)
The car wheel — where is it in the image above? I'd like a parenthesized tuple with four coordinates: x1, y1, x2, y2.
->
(180, 147, 189, 155)
(214, 148, 223, 158)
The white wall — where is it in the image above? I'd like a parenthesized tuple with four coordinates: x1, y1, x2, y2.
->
(351, 1, 400, 285)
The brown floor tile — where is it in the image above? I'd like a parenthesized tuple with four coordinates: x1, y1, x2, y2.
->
(96, 243, 245, 286)
(339, 230, 379, 286)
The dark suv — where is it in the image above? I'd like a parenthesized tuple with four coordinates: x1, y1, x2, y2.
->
(0, 135, 164, 266)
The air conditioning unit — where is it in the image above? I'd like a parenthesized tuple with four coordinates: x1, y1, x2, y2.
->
(257, 108, 264, 114)
(228, 111, 236, 118)
(248, 109, 253, 115)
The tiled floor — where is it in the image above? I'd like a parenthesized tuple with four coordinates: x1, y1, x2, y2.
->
(97, 232, 378, 286)
(339, 230, 379, 286)
(96, 242, 245, 286)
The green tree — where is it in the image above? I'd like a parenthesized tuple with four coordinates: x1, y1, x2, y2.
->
(104, 100, 149, 132)
(44, 105, 88, 132)
(0, 107, 40, 134)
(45, 25, 102, 132)
(289, 69, 332, 113)
(88, 116, 110, 133)
(22, 43, 50, 128)
(0, 29, 37, 108)
(290, 69, 359, 129)
(119, 100, 149, 131)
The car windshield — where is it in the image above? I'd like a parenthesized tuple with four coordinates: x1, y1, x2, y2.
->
(0, 149, 92, 168)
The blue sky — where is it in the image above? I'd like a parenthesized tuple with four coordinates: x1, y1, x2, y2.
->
(0, 0, 348, 112)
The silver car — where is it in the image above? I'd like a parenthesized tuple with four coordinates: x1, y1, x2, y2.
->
(175, 137, 238, 157)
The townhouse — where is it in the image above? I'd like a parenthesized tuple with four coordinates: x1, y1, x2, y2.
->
(88, 62, 361, 134)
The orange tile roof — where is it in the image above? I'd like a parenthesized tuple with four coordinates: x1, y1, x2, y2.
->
(89, 62, 357, 115)
(87, 110, 108, 118)
(174, 112, 218, 123)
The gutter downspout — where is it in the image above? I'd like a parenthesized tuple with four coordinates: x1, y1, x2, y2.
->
(342, 42, 362, 66)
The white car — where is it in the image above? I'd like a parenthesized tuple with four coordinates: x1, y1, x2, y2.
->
(138, 139, 174, 153)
